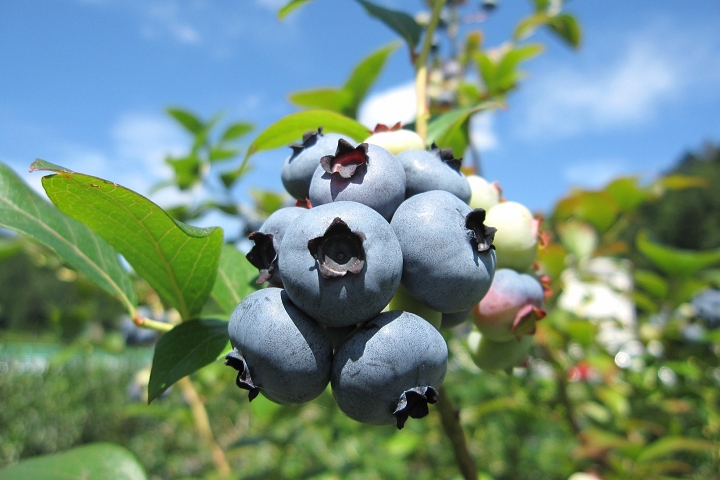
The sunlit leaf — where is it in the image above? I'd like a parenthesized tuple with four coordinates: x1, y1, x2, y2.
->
(553, 190, 619, 232)
(355, 0, 422, 50)
(288, 88, 353, 113)
(241, 110, 370, 172)
(495, 43, 544, 92)
(32, 159, 223, 320)
(513, 12, 548, 41)
(547, 13, 581, 49)
(148, 319, 229, 403)
(208, 147, 240, 163)
(0, 162, 136, 314)
(343, 41, 400, 116)
(556, 221, 597, 260)
(605, 176, 647, 212)
(166, 107, 204, 134)
(636, 230, 720, 277)
(220, 122, 253, 142)
(656, 174, 708, 191)
(211, 245, 260, 315)
(475, 52, 497, 95)
(636, 436, 718, 463)
(0, 442, 147, 480)
(166, 155, 200, 190)
(426, 102, 501, 157)
(278, 0, 313, 20)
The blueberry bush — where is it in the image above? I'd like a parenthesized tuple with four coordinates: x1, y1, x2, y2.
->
(1, 1, 719, 479)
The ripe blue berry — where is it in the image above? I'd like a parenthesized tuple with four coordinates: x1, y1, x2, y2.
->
(331, 311, 448, 428)
(281, 128, 352, 201)
(278, 201, 403, 327)
(225, 288, 332, 405)
(396, 143, 471, 203)
(308, 140, 406, 221)
(391, 190, 497, 313)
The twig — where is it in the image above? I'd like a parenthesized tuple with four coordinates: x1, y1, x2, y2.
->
(178, 376, 232, 477)
(414, 0, 446, 142)
(133, 314, 174, 332)
(437, 385, 477, 480)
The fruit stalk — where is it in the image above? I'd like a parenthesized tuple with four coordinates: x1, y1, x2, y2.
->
(414, 0, 446, 142)
(132, 314, 173, 332)
(178, 377, 232, 477)
(437, 386, 477, 480)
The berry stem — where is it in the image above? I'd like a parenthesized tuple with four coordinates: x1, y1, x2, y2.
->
(437, 385, 477, 480)
(414, 0, 446, 142)
(132, 314, 173, 332)
(178, 376, 232, 478)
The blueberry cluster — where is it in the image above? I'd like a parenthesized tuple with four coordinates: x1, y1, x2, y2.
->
(226, 127, 498, 429)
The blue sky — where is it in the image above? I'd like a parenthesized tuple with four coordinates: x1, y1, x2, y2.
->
(1, 0, 719, 238)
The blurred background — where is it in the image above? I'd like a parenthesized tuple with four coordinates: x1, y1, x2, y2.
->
(1, 1, 719, 479)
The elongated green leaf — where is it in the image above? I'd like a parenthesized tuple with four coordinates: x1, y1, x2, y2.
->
(166, 107, 204, 134)
(636, 230, 720, 277)
(513, 12, 549, 41)
(634, 269, 669, 298)
(495, 43, 544, 91)
(278, 0, 313, 20)
(476, 52, 497, 94)
(208, 147, 240, 163)
(426, 102, 501, 157)
(288, 88, 353, 113)
(344, 41, 400, 116)
(148, 319, 229, 403)
(605, 176, 647, 212)
(0, 162, 136, 313)
(220, 121, 253, 142)
(211, 244, 260, 314)
(636, 436, 718, 463)
(241, 110, 370, 172)
(0, 442, 147, 480)
(355, 0, 422, 49)
(548, 13, 581, 49)
(31, 160, 222, 320)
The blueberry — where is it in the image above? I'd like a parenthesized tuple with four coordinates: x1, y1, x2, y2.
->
(246, 206, 306, 287)
(225, 288, 332, 405)
(467, 330, 533, 372)
(331, 311, 448, 428)
(281, 128, 353, 201)
(390, 190, 497, 313)
(396, 143, 471, 203)
(441, 309, 471, 329)
(278, 201, 403, 327)
(472, 268, 546, 342)
(485, 201, 539, 272)
(692, 289, 720, 329)
(308, 140, 406, 221)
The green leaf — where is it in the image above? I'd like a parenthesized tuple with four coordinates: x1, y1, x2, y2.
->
(343, 41, 400, 116)
(355, 0, 422, 50)
(288, 88, 353, 113)
(513, 12, 548, 41)
(475, 52, 497, 95)
(495, 43, 544, 92)
(0, 442, 147, 480)
(636, 436, 718, 463)
(211, 244, 259, 315)
(636, 230, 720, 277)
(31, 159, 223, 320)
(166, 107, 204, 134)
(553, 190, 619, 233)
(0, 237, 22, 261)
(241, 110, 370, 173)
(426, 102, 501, 157)
(208, 147, 240, 163)
(547, 14, 581, 49)
(634, 269, 669, 298)
(148, 319, 229, 403)
(220, 122, 253, 142)
(656, 174, 708, 191)
(0, 162, 136, 313)
(605, 176, 647, 212)
(278, 0, 313, 20)
(556, 221, 597, 260)
(166, 155, 201, 190)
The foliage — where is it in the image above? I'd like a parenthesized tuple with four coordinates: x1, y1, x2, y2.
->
(1, 1, 719, 479)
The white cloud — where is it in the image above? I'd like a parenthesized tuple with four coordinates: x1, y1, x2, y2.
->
(563, 159, 627, 189)
(358, 81, 416, 129)
(517, 24, 720, 139)
(520, 40, 677, 138)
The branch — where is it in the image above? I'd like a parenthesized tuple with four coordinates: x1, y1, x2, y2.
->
(437, 385, 477, 480)
(178, 376, 232, 477)
(414, 0, 446, 142)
